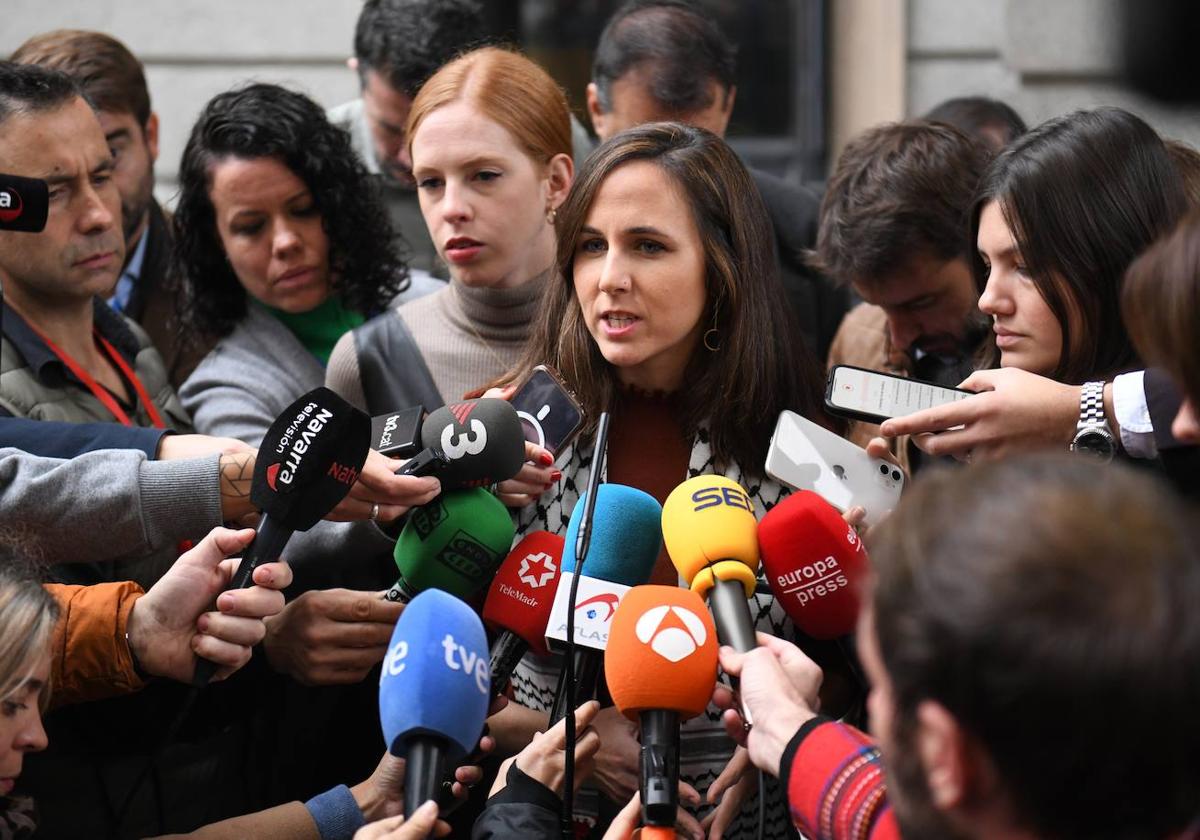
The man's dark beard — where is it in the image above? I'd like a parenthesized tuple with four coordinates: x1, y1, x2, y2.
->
(885, 715, 973, 840)
(911, 311, 992, 388)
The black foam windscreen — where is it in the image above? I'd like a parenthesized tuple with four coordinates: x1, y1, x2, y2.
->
(420, 398, 526, 487)
(0, 174, 49, 233)
(252, 387, 371, 530)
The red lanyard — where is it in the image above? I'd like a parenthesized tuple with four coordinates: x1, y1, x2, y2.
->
(16, 314, 167, 429)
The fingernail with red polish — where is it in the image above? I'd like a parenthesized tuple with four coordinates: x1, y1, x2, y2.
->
(539, 452, 554, 466)
(550, 470, 562, 482)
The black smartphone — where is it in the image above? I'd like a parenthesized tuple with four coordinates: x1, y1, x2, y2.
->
(509, 364, 586, 457)
(825, 364, 973, 425)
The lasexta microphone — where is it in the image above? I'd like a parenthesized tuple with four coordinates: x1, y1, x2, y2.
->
(192, 387, 369, 685)
(606, 585, 718, 832)
(482, 531, 564, 695)
(380, 589, 491, 819)
(398, 398, 525, 486)
(0, 174, 49, 233)
(545, 484, 662, 724)
(662, 475, 761, 653)
(758, 490, 869, 639)
(386, 488, 516, 603)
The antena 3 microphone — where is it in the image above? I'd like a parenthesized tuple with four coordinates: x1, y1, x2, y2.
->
(398, 398, 525, 486)
(483, 531, 564, 695)
(192, 387, 370, 685)
(606, 585, 719, 830)
(0, 174, 49, 233)
(386, 488, 516, 603)
(380, 589, 491, 818)
(662, 475, 761, 653)
(759, 491, 869, 639)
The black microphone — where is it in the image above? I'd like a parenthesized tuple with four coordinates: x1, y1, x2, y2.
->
(371, 405, 425, 458)
(191, 387, 370, 686)
(0, 174, 49, 233)
(397, 398, 526, 486)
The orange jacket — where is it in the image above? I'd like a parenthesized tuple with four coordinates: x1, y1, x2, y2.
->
(46, 581, 147, 709)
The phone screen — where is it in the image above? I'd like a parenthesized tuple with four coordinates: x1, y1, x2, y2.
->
(509, 368, 585, 456)
(829, 366, 971, 420)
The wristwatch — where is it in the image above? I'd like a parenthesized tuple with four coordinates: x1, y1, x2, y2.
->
(1070, 381, 1116, 462)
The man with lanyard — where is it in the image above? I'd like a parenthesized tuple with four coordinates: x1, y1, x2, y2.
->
(0, 62, 190, 448)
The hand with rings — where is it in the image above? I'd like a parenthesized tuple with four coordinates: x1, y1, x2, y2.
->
(327, 449, 441, 524)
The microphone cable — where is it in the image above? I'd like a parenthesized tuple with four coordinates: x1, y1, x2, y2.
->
(561, 411, 610, 840)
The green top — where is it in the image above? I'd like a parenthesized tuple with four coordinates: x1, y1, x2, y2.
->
(263, 297, 365, 365)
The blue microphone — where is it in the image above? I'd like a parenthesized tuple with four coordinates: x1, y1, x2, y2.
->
(380, 589, 491, 818)
(546, 484, 662, 725)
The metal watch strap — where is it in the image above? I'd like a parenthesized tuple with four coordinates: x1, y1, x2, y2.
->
(1079, 381, 1107, 428)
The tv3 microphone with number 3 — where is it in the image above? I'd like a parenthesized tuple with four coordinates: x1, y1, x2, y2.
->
(397, 398, 525, 485)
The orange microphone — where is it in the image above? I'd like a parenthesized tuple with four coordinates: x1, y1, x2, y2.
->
(606, 585, 718, 833)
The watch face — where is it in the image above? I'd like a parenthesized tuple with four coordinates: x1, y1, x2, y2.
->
(1073, 429, 1116, 462)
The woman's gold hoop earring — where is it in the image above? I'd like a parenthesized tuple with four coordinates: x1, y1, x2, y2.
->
(703, 327, 721, 352)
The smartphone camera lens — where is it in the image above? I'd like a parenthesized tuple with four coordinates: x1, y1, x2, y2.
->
(879, 464, 889, 475)
(891, 469, 902, 481)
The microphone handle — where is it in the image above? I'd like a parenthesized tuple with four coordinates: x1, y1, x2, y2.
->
(191, 514, 292, 687)
(709, 577, 758, 652)
(488, 631, 530, 698)
(404, 737, 448, 819)
(547, 647, 602, 726)
(639, 710, 680, 828)
(397, 447, 449, 477)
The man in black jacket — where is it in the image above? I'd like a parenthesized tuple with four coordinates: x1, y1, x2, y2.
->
(585, 0, 849, 362)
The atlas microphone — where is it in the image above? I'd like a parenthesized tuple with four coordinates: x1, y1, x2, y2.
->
(397, 398, 525, 484)
(544, 484, 662, 725)
(482, 531, 565, 695)
(192, 387, 369, 686)
(758, 490, 870, 639)
(606, 585, 719, 834)
(380, 589, 491, 821)
(386, 488, 516, 603)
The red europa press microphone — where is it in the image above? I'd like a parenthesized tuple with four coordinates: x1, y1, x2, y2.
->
(757, 490, 870, 639)
(482, 531, 565, 696)
(606, 585, 719, 838)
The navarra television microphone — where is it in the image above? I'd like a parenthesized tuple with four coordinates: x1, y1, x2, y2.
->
(483, 531, 565, 696)
(759, 490, 869, 639)
(606, 585, 718, 834)
(662, 475, 761, 653)
(0, 174, 49, 233)
(544, 484, 662, 724)
(398, 398, 525, 483)
(380, 589, 491, 819)
(386, 487, 516, 603)
(192, 387, 369, 685)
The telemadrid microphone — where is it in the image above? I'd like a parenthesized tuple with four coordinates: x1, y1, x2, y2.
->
(397, 398, 525, 485)
(606, 585, 719, 834)
(0, 174, 49, 233)
(192, 387, 369, 686)
(482, 531, 565, 695)
(545, 483, 663, 725)
(386, 488, 516, 603)
(380, 589, 491, 819)
(758, 491, 869, 639)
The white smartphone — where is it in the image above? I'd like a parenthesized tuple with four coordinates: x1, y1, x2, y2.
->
(825, 364, 972, 425)
(765, 410, 904, 527)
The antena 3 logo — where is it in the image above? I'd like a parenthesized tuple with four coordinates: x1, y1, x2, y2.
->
(635, 605, 709, 663)
(0, 187, 23, 223)
(268, 402, 334, 491)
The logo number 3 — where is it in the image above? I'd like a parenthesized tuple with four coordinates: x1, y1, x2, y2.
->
(441, 419, 488, 461)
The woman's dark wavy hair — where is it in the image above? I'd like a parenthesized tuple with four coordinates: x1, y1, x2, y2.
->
(506, 122, 836, 476)
(970, 107, 1187, 384)
(173, 82, 408, 338)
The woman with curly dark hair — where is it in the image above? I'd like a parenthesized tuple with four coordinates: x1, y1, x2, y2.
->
(175, 82, 440, 446)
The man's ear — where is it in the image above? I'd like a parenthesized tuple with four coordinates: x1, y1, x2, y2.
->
(347, 56, 359, 73)
(586, 82, 609, 142)
(714, 85, 737, 136)
(545, 153, 574, 210)
(914, 700, 971, 811)
(143, 112, 160, 164)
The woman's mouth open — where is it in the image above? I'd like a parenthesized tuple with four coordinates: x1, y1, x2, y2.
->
(444, 237, 484, 264)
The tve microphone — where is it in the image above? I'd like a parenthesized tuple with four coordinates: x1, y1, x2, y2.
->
(0, 174, 49, 233)
(758, 491, 869, 639)
(398, 398, 525, 486)
(545, 484, 662, 724)
(606, 585, 718, 831)
(662, 475, 761, 653)
(380, 589, 491, 818)
(192, 387, 369, 686)
(482, 531, 564, 695)
(386, 488, 516, 603)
